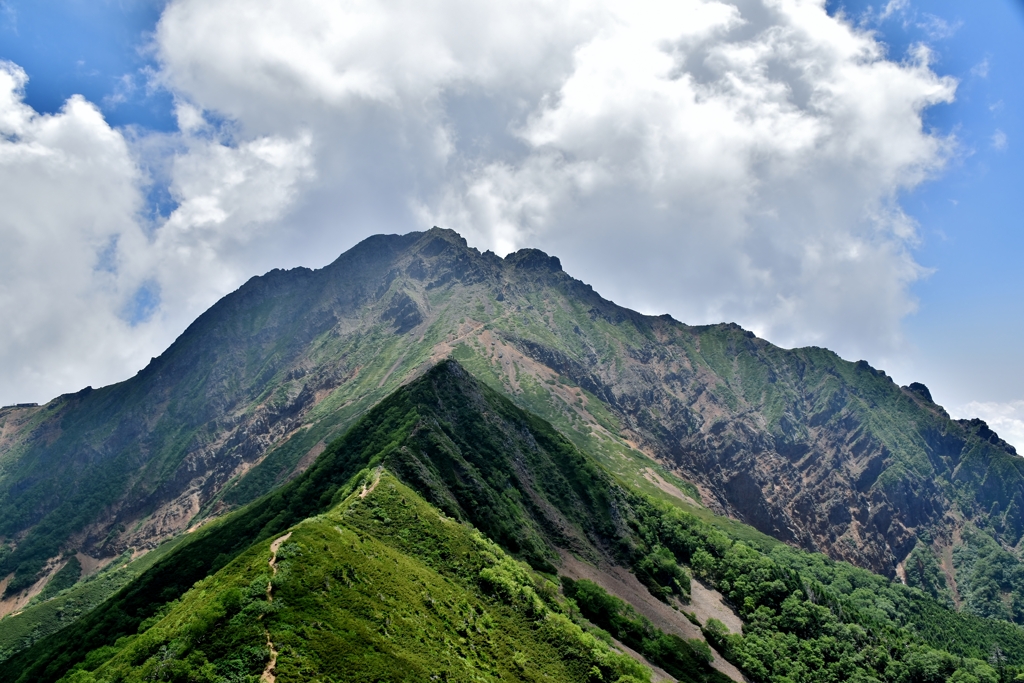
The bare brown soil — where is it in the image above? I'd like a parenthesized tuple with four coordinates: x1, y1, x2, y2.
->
(940, 526, 964, 607)
(359, 467, 383, 499)
(292, 440, 326, 477)
(0, 556, 67, 619)
(260, 628, 279, 683)
(641, 467, 696, 504)
(558, 550, 748, 682)
(688, 579, 743, 635)
(75, 551, 116, 579)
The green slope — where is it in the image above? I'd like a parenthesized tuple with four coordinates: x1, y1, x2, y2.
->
(5, 361, 1024, 683)
(58, 473, 659, 683)
(3, 227, 1024, 620)
(0, 359, 633, 680)
(0, 537, 185, 662)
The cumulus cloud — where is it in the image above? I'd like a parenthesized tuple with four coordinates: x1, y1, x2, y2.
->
(960, 401, 1024, 453)
(424, 0, 956, 354)
(148, 115, 314, 318)
(0, 60, 151, 404)
(0, 0, 964, 403)
(0, 61, 313, 405)
(155, 0, 599, 123)
(149, 0, 957, 362)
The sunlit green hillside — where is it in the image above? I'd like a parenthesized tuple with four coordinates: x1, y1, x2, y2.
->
(2, 361, 1021, 683)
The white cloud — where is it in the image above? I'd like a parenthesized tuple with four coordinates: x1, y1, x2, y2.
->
(960, 401, 1024, 454)
(422, 0, 956, 354)
(921, 13, 958, 40)
(0, 61, 152, 405)
(879, 0, 909, 22)
(103, 73, 138, 108)
(149, 0, 956, 363)
(154, 0, 602, 131)
(992, 129, 1008, 151)
(0, 60, 314, 405)
(917, 13, 961, 41)
(149, 128, 315, 319)
(0, 0, 964, 403)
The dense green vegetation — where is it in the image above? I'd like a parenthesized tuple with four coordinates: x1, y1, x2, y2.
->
(37, 557, 82, 602)
(5, 225, 1024, 643)
(1, 359, 628, 681)
(597, 484, 1024, 682)
(903, 544, 955, 609)
(56, 474, 650, 683)
(954, 525, 1024, 623)
(7, 360, 1024, 683)
(0, 538, 186, 664)
(0, 372, 433, 681)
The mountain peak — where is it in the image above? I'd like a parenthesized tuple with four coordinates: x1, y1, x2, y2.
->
(905, 382, 934, 403)
(3, 227, 1024, 612)
(504, 247, 562, 272)
(425, 224, 469, 245)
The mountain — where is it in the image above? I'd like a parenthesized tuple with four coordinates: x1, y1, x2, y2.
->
(4, 361, 1022, 683)
(0, 360, 737, 682)
(2, 227, 1023, 622)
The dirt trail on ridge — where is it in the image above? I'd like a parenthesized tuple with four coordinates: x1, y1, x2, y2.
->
(260, 532, 292, 683)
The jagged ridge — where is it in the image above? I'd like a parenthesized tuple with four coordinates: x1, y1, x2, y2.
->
(1, 228, 1022, 616)
(5, 361, 1023, 683)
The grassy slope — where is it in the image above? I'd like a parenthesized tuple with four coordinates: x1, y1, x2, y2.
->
(3, 228, 1023, 623)
(0, 538, 187, 662)
(0, 234, 428, 594)
(0, 359, 634, 681)
(60, 473, 658, 683)
(6, 361, 1024, 683)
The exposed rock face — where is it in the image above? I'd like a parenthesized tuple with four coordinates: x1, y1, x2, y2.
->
(496, 307, 1022, 576)
(1, 227, 1021, 593)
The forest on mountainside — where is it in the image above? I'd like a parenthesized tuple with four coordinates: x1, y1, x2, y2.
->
(4, 361, 1023, 683)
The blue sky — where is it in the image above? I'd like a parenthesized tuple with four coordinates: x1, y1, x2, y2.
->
(0, 0, 172, 129)
(0, 0, 1022, 445)
(836, 0, 1024, 403)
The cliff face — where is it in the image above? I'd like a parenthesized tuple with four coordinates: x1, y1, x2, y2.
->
(0, 228, 1020, 596)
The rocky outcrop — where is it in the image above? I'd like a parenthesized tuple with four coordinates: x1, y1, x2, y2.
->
(1, 227, 1020, 594)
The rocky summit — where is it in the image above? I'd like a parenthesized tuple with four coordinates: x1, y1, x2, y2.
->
(2, 227, 1023, 632)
